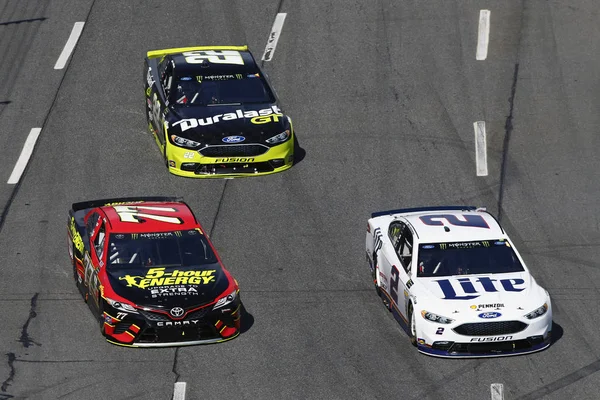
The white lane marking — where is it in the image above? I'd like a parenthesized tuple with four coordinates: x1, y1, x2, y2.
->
(474, 121, 488, 176)
(173, 382, 186, 400)
(476, 10, 491, 60)
(54, 22, 85, 69)
(490, 383, 504, 400)
(7, 128, 42, 184)
(261, 13, 287, 61)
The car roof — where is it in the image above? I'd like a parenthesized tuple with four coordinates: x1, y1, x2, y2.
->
(99, 201, 200, 233)
(170, 51, 259, 76)
(401, 210, 505, 243)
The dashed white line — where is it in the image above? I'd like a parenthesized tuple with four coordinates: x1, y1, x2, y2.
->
(490, 383, 504, 400)
(476, 10, 491, 60)
(54, 22, 85, 69)
(261, 13, 287, 62)
(173, 382, 186, 400)
(474, 121, 488, 176)
(7, 128, 42, 184)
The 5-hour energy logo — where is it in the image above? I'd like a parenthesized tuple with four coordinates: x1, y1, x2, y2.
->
(119, 267, 216, 289)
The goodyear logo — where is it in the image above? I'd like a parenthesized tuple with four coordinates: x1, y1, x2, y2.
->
(119, 267, 216, 289)
(70, 217, 84, 253)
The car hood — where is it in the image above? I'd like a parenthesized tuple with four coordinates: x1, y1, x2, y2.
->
(166, 103, 288, 143)
(106, 263, 230, 309)
(416, 272, 547, 315)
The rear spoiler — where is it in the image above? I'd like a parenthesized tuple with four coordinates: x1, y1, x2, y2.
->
(71, 196, 183, 212)
(371, 206, 478, 219)
(146, 45, 248, 59)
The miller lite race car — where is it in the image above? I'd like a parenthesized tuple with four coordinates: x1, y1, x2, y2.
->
(67, 197, 241, 347)
(366, 206, 552, 357)
(144, 45, 294, 178)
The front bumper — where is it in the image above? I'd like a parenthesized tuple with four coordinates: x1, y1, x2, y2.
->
(102, 303, 241, 348)
(415, 311, 553, 358)
(165, 135, 294, 178)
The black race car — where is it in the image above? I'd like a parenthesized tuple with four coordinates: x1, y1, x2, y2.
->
(144, 45, 294, 177)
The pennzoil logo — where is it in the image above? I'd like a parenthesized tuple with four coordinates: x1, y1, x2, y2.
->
(119, 267, 216, 289)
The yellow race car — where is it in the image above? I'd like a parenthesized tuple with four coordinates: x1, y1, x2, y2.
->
(144, 46, 294, 178)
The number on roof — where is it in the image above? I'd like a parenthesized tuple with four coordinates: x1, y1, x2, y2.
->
(183, 50, 244, 65)
(419, 214, 489, 229)
(113, 206, 183, 224)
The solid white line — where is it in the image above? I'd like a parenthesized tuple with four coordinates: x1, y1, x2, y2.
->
(476, 10, 491, 60)
(261, 13, 287, 61)
(173, 382, 186, 400)
(490, 383, 504, 400)
(7, 128, 42, 184)
(54, 22, 85, 69)
(474, 121, 488, 176)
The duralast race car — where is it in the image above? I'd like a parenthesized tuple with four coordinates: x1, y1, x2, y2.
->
(143, 45, 294, 177)
(67, 197, 241, 347)
(366, 206, 552, 357)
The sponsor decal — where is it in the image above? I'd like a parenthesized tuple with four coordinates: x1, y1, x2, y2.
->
(157, 320, 200, 327)
(435, 277, 525, 300)
(470, 336, 513, 342)
(406, 279, 414, 289)
(417, 338, 426, 345)
(173, 105, 282, 131)
(422, 245, 435, 249)
(250, 113, 282, 125)
(222, 135, 245, 143)
(146, 67, 154, 88)
(214, 157, 255, 163)
(478, 312, 502, 319)
(169, 160, 176, 167)
(69, 217, 84, 253)
(119, 267, 216, 289)
(150, 286, 198, 298)
(180, 76, 192, 81)
(470, 303, 504, 309)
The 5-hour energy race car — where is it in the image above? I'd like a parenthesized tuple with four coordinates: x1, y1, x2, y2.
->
(67, 197, 241, 347)
(143, 45, 294, 177)
(366, 206, 552, 357)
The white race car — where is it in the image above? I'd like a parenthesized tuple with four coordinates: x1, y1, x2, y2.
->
(366, 206, 552, 357)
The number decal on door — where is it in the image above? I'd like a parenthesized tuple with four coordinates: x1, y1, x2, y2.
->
(390, 265, 400, 305)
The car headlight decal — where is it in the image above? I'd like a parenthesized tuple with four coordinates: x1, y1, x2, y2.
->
(105, 297, 139, 314)
(421, 310, 454, 324)
(213, 289, 238, 311)
(266, 129, 290, 145)
(171, 134, 201, 148)
(524, 303, 548, 319)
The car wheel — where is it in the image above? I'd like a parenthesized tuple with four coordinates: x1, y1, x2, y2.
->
(408, 304, 417, 347)
(98, 298, 107, 337)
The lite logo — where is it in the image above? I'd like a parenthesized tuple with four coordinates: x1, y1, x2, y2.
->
(435, 277, 525, 300)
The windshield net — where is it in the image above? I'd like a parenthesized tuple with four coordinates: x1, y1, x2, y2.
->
(171, 73, 274, 106)
(416, 239, 524, 277)
(107, 230, 218, 268)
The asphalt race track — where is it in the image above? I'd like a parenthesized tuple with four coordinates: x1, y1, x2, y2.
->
(0, 1, 599, 399)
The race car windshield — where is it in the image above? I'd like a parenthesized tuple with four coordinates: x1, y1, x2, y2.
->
(107, 230, 218, 268)
(416, 240, 524, 277)
(171, 73, 275, 106)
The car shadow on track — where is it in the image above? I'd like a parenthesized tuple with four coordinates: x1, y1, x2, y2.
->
(240, 303, 254, 334)
(293, 133, 306, 165)
(551, 321, 564, 344)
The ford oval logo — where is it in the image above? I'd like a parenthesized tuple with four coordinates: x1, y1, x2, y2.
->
(222, 135, 245, 143)
(478, 312, 501, 319)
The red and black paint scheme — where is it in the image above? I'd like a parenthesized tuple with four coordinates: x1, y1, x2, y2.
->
(67, 196, 241, 347)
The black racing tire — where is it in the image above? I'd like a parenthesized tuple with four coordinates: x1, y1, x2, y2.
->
(98, 298, 107, 337)
(72, 245, 78, 283)
(407, 303, 417, 347)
